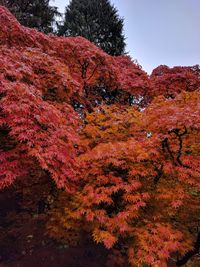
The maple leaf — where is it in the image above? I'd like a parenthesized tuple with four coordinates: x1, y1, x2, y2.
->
(92, 229, 117, 249)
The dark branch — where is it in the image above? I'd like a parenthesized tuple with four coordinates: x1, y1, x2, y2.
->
(86, 58, 104, 82)
(169, 126, 190, 168)
(176, 232, 200, 266)
(162, 137, 176, 165)
(153, 163, 163, 184)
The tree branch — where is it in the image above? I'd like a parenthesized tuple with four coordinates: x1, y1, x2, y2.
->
(176, 232, 200, 266)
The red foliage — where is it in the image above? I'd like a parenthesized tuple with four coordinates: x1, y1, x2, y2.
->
(151, 64, 200, 98)
(0, 6, 151, 108)
(0, 7, 80, 191)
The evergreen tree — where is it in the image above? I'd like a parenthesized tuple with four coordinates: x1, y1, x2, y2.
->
(0, 0, 60, 33)
(59, 0, 126, 56)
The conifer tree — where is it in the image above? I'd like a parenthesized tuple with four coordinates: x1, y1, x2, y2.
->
(0, 0, 60, 33)
(59, 0, 126, 56)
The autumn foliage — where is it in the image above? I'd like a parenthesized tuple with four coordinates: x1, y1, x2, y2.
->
(0, 6, 200, 267)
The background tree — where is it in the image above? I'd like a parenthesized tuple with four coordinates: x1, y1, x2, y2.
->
(0, 0, 60, 33)
(59, 0, 126, 56)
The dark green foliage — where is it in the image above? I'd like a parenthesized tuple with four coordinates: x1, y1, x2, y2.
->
(59, 0, 126, 56)
(0, 0, 60, 33)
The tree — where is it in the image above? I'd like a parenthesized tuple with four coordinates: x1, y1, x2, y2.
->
(0, 5, 149, 189)
(0, 0, 60, 33)
(49, 90, 200, 266)
(151, 64, 200, 98)
(58, 0, 126, 56)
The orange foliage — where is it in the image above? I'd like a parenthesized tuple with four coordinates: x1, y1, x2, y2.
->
(57, 90, 200, 266)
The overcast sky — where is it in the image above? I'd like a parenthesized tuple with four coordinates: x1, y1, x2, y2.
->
(50, 0, 200, 74)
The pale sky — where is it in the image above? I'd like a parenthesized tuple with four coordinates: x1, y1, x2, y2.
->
(50, 0, 200, 74)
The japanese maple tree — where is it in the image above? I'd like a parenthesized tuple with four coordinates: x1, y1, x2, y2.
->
(49, 89, 200, 266)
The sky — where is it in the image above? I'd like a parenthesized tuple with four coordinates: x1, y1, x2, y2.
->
(50, 0, 200, 74)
